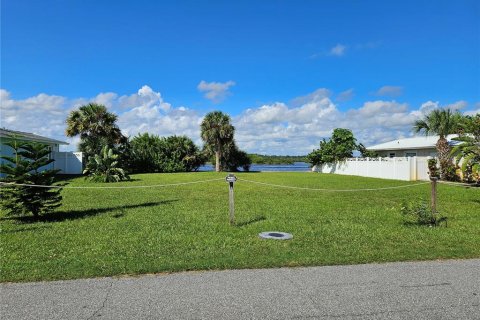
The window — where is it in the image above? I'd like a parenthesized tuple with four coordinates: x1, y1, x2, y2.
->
(389, 152, 396, 158)
(405, 152, 417, 157)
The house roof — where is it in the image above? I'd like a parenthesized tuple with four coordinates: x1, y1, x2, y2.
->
(367, 134, 460, 151)
(0, 128, 68, 145)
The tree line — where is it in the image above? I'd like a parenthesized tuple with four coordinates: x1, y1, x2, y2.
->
(64, 104, 251, 181)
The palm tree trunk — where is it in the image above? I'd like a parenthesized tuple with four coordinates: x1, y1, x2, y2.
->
(436, 137, 451, 180)
(215, 150, 221, 172)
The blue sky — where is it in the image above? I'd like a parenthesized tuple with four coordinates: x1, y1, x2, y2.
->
(1, 0, 479, 154)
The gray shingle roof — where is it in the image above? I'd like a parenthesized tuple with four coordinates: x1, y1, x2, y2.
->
(0, 128, 68, 145)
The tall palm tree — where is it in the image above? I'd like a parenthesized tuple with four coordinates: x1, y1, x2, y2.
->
(66, 103, 125, 159)
(200, 111, 234, 172)
(413, 108, 461, 179)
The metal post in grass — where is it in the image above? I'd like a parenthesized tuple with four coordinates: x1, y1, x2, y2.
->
(430, 177, 438, 214)
(226, 174, 237, 225)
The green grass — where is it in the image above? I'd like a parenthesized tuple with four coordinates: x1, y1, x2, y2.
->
(1, 172, 479, 282)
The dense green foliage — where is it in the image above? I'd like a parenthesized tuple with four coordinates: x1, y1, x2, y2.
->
(357, 143, 379, 158)
(127, 133, 206, 173)
(65, 103, 126, 160)
(452, 114, 480, 184)
(248, 154, 307, 164)
(308, 128, 357, 165)
(200, 111, 235, 172)
(413, 108, 462, 180)
(1, 172, 478, 282)
(0, 139, 62, 217)
(83, 146, 130, 183)
(215, 141, 252, 171)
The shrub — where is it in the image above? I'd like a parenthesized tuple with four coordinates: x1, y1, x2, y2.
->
(442, 162, 460, 182)
(400, 200, 447, 227)
(0, 140, 63, 217)
(128, 133, 206, 173)
(83, 146, 130, 182)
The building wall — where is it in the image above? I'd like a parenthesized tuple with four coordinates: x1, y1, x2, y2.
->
(375, 148, 437, 158)
(0, 141, 56, 172)
(0, 141, 82, 176)
(314, 157, 433, 181)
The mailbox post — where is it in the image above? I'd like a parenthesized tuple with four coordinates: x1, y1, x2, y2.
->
(226, 174, 237, 225)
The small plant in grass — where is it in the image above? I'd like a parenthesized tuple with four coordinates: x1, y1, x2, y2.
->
(400, 200, 447, 227)
(83, 146, 130, 182)
(0, 139, 63, 217)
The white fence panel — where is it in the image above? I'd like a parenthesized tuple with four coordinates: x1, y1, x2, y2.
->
(415, 157, 431, 181)
(52, 152, 83, 174)
(316, 157, 433, 181)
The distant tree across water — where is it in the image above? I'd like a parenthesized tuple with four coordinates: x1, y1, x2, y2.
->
(248, 154, 307, 165)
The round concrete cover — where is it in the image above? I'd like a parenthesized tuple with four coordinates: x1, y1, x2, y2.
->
(259, 231, 293, 240)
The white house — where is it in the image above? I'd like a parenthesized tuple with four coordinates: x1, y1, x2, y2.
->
(314, 135, 463, 181)
(0, 128, 83, 175)
(366, 135, 461, 158)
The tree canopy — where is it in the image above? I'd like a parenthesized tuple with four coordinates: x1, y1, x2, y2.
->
(200, 111, 235, 172)
(66, 103, 125, 159)
(307, 128, 357, 166)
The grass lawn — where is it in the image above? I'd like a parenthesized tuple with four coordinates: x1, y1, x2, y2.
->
(1, 172, 479, 282)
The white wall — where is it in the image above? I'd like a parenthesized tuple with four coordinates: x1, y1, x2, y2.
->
(52, 152, 83, 174)
(314, 157, 433, 181)
(375, 148, 437, 158)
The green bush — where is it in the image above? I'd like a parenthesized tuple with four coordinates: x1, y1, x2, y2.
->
(0, 139, 63, 217)
(83, 146, 130, 182)
(400, 200, 447, 227)
(128, 133, 205, 173)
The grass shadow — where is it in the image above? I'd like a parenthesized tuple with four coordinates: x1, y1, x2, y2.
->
(2, 200, 178, 224)
(236, 215, 266, 227)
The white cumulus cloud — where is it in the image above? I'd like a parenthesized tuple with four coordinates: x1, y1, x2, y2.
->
(197, 80, 235, 103)
(0, 86, 476, 155)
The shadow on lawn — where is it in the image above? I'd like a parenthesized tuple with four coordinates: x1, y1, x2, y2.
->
(236, 215, 266, 227)
(2, 200, 178, 224)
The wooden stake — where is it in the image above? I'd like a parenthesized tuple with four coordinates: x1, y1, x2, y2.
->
(226, 174, 237, 225)
(431, 177, 438, 214)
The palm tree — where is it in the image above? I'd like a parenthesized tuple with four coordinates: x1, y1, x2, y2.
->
(413, 108, 461, 179)
(451, 114, 480, 183)
(200, 111, 234, 172)
(66, 103, 125, 159)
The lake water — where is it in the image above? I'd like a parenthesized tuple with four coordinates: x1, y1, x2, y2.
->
(198, 162, 311, 172)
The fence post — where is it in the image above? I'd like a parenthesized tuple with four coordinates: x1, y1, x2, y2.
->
(430, 177, 438, 214)
(226, 174, 237, 225)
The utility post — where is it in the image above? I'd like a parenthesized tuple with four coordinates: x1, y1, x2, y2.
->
(226, 174, 237, 225)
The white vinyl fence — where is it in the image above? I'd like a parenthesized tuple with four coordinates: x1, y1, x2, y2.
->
(52, 152, 83, 174)
(313, 157, 432, 181)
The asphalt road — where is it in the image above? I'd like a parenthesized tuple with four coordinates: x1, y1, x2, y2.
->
(1, 259, 479, 320)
